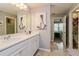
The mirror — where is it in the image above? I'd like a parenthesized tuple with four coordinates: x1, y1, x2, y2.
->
(0, 3, 31, 35)
(6, 16, 16, 34)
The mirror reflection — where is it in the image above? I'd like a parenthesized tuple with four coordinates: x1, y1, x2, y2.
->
(0, 3, 31, 35)
(72, 12, 78, 49)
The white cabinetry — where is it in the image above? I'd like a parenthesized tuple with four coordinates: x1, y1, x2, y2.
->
(32, 35, 39, 55)
(21, 35, 39, 56)
(0, 34, 39, 56)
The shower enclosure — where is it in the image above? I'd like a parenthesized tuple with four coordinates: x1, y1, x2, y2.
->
(72, 12, 78, 49)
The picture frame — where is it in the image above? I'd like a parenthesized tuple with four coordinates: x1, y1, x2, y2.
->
(37, 11, 47, 30)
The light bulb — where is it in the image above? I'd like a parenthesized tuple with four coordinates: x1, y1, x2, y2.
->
(24, 5, 27, 9)
(20, 3, 24, 6)
(12, 3, 28, 10)
(76, 9, 79, 12)
(16, 4, 20, 7)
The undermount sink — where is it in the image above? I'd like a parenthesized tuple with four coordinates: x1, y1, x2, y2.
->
(0, 37, 20, 44)
(0, 35, 26, 45)
(0, 32, 36, 48)
(0, 40, 11, 48)
(0, 37, 22, 49)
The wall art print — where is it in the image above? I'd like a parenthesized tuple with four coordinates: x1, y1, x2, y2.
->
(37, 12, 47, 30)
(19, 16, 25, 30)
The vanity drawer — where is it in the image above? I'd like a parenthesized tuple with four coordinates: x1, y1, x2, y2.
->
(0, 40, 28, 56)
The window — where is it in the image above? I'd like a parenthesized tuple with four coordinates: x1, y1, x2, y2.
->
(54, 23, 59, 32)
(59, 23, 63, 32)
(54, 23, 63, 32)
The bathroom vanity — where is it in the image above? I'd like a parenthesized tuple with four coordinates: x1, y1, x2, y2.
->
(0, 3, 40, 56)
(0, 31, 39, 56)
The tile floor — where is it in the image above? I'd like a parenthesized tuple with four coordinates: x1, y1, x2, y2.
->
(34, 49, 70, 56)
(34, 41, 70, 56)
(51, 41, 64, 51)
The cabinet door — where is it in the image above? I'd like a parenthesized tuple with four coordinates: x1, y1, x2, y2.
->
(33, 38, 37, 54)
(21, 39, 33, 56)
(12, 51, 22, 56)
(30, 38, 35, 55)
(32, 35, 39, 55)
(33, 37, 38, 53)
(34, 35, 39, 49)
(10, 48, 24, 56)
(21, 46, 32, 56)
(36, 35, 39, 49)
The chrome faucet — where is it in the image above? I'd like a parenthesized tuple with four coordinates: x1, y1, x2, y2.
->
(4, 35, 11, 40)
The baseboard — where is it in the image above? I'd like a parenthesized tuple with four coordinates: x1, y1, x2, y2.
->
(39, 48, 50, 52)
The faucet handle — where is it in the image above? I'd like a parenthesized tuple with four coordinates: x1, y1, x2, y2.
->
(3, 35, 11, 40)
(8, 35, 11, 38)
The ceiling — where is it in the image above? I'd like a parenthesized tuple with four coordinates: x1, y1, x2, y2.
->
(27, 3, 47, 9)
(0, 3, 77, 17)
(0, 3, 18, 16)
(0, 3, 47, 16)
(50, 3, 77, 17)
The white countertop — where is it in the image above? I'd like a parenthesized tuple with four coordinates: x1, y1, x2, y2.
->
(0, 31, 39, 52)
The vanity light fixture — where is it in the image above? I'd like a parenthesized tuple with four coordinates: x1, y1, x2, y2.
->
(12, 3, 28, 10)
(76, 9, 79, 12)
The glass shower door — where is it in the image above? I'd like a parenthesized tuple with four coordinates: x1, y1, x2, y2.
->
(72, 13, 78, 49)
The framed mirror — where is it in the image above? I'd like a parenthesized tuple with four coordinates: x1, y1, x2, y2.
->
(0, 3, 31, 35)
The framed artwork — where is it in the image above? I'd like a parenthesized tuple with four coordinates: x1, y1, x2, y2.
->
(37, 11, 47, 30)
(19, 16, 25, 30)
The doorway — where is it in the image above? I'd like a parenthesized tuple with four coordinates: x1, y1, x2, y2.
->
(53, 18, 64, 50)
(51, 16, 69, 51)
(6, 16, 16, 34)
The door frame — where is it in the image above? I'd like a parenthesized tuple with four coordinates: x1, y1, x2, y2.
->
(69, 4, 79, 49)
(51, 17, 66, 50)
(5, 16, 16, 34)
(62, 16, 66, 49)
